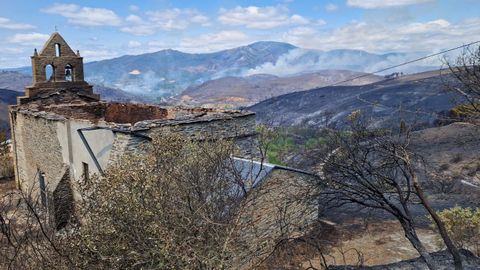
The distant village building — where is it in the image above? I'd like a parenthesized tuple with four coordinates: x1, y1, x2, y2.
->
(8, 33, 318, 266)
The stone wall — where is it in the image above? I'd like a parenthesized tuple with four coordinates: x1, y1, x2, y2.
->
(10, 111, 66, 197)
(108, 133, 148, 167)
(232, 169, 318, 269)
(33, 32, 82, 84)
(105, 103, 169, 124)
(147, 114, 258, 157)
(108, 114, 259, 165)
(31, 56, 84, 83)
(22, 32, 97, 102)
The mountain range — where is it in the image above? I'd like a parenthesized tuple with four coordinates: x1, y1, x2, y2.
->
(4, 42, 438, 101)
(0, 41, 455, 132)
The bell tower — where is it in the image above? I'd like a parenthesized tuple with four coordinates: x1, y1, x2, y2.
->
(19, 32, 99, 104)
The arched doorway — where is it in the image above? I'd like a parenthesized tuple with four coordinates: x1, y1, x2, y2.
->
(65, 64, 73, 81)
(45, 64, 54, 81)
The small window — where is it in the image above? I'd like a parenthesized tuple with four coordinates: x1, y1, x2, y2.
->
(55, 43, 61, 57)
(65, 64, 73, 82)
(39, 172, 47, 207)
(82, 162, 89, 182)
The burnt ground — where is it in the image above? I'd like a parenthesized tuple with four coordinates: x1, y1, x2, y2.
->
(314, 122, 480, 267)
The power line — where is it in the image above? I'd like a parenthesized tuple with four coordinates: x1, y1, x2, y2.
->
(327, 40, 480, 87)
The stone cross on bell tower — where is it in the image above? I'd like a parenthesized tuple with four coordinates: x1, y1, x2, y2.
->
(19, 32, 99, 104)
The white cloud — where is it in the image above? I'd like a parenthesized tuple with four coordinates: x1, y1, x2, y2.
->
(178, 31, 250, 52)
(81, 49, 117, 61)
(128, 40, 142, 48)
(121, 8, 210, 35)
(0, 17, 35, 30)
(316, 19, 327, 26)
(399, 19, 450, 34)
(41, 4, 121, 26)
(218, 6, 309, 29)
(288, 27, 317, 36)
(128, 5, 140, 12)
(121, 15, 153, 35)
(347, 0, 433, 9)
(3, 47, 24, 54)
(325, 3, 338, 12)
(191, 14, 211, 25)
(9, 32, 49, 45)
(279, 18, 480, 54)
(147, 8, 211, 29)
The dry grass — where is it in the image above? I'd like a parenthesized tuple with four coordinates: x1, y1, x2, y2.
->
(324, 220, 442, 267)
(252, 218, 444, 269)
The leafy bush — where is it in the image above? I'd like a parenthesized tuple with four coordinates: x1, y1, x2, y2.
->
(257, 126, 332, 166)
(432, 206, 480, 256)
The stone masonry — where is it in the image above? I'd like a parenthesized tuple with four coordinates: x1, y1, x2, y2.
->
(19, 32, 98, 104)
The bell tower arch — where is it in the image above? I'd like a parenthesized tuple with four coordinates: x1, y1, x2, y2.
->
(19, 32, 99, 104)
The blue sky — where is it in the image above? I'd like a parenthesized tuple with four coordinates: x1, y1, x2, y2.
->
(1, 0, 479, 67)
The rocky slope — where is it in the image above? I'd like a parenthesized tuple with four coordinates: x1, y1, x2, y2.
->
(249, 70, 458, 129)
(179, 70, 383, 107)
(0, 89, 21, 130)
(0, 71, 31, 92)
(84, 41, 296, 98)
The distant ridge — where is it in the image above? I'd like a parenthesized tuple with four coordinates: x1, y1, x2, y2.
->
(0, 88, 21, 130)
(249, 70, 458, 129)
(2, 41, 438, 100)
(179, 70, 383, 107)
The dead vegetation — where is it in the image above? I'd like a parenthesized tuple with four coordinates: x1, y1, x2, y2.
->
(0, 129, 14, 180)
(0, 134, 320, 269)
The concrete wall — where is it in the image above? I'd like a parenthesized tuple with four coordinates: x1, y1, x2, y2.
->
(60, 120, 115, 179)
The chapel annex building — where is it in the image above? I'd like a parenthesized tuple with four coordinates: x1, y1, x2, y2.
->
(9, 33, 258, 226)
(8, 34, 318, 268)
